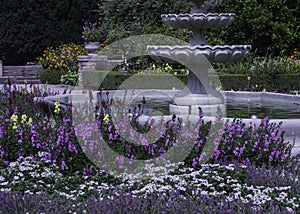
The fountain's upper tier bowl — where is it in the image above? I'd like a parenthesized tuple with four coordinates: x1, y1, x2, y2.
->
(147, 45, 251, 63)
(161, 13, 235, 29)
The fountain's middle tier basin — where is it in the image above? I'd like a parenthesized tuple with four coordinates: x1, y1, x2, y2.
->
(161, 13, 235, 29)
(148, 45, 251, 63)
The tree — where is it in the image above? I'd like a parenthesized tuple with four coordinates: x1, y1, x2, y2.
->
(99, 0, 299, 56)
(205, 0, 299, 56)
(0, 0, 99, 65)
(98, 0, 192, 44)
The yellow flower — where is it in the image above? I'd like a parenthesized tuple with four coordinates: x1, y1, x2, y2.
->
(10, 114, 18, 130)
(54, 101, 61, 114)
(103, 114, 109, 124)
(11, 114, 18, 122)
(21, 114, 27, 124)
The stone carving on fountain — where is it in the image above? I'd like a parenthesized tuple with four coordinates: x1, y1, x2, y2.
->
(147, 0, 251, 115)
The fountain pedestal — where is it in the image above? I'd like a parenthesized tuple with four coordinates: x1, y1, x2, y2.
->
(148, 0, 251, 115)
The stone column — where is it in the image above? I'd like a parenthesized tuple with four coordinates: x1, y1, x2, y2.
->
(0, 60, 3, 76)
(76, 54, 109, 88)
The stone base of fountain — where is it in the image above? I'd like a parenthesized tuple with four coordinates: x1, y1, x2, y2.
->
(170, 93, 225, 115)
(169, 103, 225, 115)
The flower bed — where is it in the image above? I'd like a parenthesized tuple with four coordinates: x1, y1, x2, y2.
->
(0, 84, 299, 213)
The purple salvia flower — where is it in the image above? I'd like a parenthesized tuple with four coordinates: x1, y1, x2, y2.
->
(61, 160, 67, 170)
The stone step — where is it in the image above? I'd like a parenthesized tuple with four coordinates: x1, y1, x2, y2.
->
(3, 65, 43, 76)
(0, 76, 41, 84)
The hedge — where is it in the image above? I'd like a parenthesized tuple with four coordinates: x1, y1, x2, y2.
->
(82, 70, 300, 93)
(82, 70, 188, 90)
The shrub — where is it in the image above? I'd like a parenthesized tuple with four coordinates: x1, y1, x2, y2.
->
(39, 69, 67, 84)
(214, 53, 300, 76)
(37, 43, 87, 70)
(216, 73, 300, 92)
(82, 70, 188, 90)
(60, 69, 79, 86)
(82, 69, 300, 92)
(98, 0, 191, 44)
(211, 0, 299, 56)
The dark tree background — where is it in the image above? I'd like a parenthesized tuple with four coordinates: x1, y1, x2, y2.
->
(0, 0, 99, 65)
(0, 0, 298, 65)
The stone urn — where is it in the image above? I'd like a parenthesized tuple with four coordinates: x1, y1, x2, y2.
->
(84, 42, 100, 54)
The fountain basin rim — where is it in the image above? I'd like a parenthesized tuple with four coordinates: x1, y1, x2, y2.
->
(148, 45, 252, 51)
(38, 89, 300, 110)
(162, 13, 236, 29)
(148, 45, 251, 63)
(161, 13, 236, 17)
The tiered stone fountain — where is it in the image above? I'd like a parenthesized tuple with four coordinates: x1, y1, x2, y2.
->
(148, 0, 251, 115)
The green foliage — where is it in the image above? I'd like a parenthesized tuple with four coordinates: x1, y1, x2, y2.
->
(0, 0, 99, 65)
(83, 69, 299, 92)
(60, 69, 79, 86)
(214, 54, 300, 76)
(216, 73, 300, 92)
(98, 0, 191, 44)
(211, 0, 300, 56)
(82, 70, 188, 90)
(39, 69, 67, 84)
(99, 0, 299, 57)
(37, 43, 86, 85)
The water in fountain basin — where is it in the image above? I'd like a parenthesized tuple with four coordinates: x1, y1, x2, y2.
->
(132, 100, 300, 119)
(226, 100, 300, 119)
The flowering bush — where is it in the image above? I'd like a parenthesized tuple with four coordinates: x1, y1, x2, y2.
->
(0, 84, 90, 173)
(37, 43, 87, 84)
(37, 43, 87, 70)
(287, 48, 299, 60)
(82, 21, 102, 42)
(211, 118, 294, 166)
